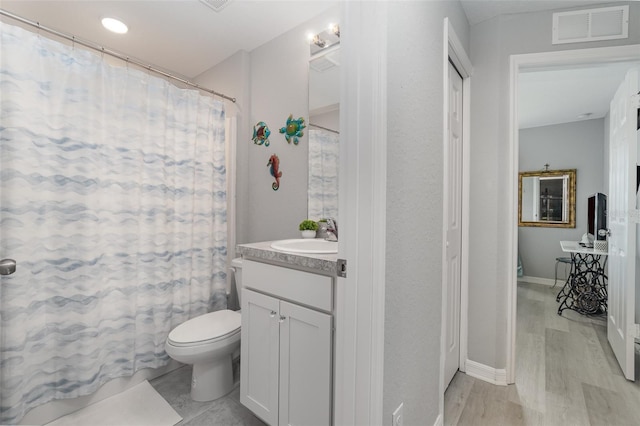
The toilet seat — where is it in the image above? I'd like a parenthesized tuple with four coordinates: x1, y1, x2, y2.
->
(168, 310, 241, 347)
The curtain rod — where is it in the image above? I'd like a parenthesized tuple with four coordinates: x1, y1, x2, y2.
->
(309, 123, 340, 134)
(0, 9, 237, 103)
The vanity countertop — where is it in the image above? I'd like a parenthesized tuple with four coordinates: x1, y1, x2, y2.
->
(236, 240, 338, 276)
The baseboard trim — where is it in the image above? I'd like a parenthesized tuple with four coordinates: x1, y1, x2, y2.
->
(433, 413, 443, 426)
(518, 275, 557, 287)
(464, 359, 508, 386)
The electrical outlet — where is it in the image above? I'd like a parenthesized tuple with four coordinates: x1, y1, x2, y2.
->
(392, 402, 403, 426)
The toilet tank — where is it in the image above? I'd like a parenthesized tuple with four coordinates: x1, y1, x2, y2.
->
(230, 257, 243, 307)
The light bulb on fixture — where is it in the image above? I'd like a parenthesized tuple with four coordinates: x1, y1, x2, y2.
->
(312, 34, 327, 48)
(328, 23, 340, 37)
(102, 17, 128, 34)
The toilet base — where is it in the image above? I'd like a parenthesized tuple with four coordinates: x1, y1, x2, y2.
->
(190, 354, 234, 401)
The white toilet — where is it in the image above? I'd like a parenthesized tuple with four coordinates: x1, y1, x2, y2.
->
(165, 257, 243, 401)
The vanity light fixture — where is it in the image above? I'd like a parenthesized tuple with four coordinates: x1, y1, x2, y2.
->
(101, 17, 128, 34)
(328, 23, 340, 38)
(312, 34, 327, 48)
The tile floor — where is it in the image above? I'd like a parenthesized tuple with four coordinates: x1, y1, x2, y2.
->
(150, 362, 265, 426)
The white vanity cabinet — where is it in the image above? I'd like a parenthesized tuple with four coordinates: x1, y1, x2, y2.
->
(240, 259, 333, 426)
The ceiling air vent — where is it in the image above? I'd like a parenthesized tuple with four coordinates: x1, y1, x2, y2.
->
(200, 0, 233, 12)
(552, 5, 628, 44)
(310, 49, 340, 72)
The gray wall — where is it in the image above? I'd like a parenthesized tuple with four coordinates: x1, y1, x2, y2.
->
(468, 1, 640, 369)
(384, 1, 469, 424)
(518, 119, 606, 280)
(194, 8, 340, 244)
(309, 109, 339, 133)
(194, 51, 251, 248)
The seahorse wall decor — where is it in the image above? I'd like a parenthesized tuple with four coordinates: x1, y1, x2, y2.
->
(267, 154, 282, 190)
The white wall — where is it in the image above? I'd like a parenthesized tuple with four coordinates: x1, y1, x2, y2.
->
(468, 1, 640, 369)
(195, 8, 340, 244)
(518, 119, 605, 280)
(384, 1, 469, 424)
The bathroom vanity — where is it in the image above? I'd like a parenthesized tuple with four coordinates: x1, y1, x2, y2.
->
(236, 241, 338, 426)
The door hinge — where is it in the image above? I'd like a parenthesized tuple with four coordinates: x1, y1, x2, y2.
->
(337, 258, 347, 278)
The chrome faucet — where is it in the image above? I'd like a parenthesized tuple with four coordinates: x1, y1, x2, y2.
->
(325, 217, 338, 241)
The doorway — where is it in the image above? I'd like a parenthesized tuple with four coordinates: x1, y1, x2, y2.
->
(508, 44, 640, 383)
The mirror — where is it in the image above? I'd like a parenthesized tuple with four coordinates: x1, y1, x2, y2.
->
(519, 169, 576, 228)
(308, 25, 340, 221)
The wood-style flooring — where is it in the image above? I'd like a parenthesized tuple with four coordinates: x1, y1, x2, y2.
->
(444, 281, 640, 426)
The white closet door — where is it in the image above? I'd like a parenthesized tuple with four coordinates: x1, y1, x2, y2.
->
(444, 61, 464, 388)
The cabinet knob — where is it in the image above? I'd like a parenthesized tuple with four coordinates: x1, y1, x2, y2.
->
(279, 315, 286, 323)
(270, 311, 277, 318)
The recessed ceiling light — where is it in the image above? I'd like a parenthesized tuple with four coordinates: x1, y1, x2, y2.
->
(102, 17, 128, 34)
(577, 112, 593, 119)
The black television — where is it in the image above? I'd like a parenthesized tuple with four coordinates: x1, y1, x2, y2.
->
(588, 193, 607, 240)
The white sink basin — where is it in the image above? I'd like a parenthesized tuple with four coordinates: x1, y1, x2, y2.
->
(270, 239, 338, 254)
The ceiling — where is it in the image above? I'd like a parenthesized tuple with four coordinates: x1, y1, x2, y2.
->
(0, 0, 636, 128)
(519, 61, 640, 129)
(0, 0, 339, 79)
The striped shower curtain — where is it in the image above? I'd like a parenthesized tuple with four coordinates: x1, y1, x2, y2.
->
(308, 129, 339, 221)
(0, 22, 227, 424)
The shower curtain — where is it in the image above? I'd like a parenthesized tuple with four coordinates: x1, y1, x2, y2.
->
(0, 22, 227, 424)
(308, 129, 339, 221)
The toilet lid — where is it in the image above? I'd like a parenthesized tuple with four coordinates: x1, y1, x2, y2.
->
(168, 310, 241, 345)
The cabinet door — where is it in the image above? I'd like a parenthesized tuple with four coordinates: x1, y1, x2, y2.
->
(241, 289, 280, 425)
(278, 301, 332, 426)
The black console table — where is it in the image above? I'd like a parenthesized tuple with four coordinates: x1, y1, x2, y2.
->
(556, 241, 608, 316)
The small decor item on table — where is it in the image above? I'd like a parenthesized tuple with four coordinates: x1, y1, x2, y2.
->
(279, 114, 306, 145)
(252, 121, 271, 146)
(299, 219, 318, 239)
(267, 154, 282, 190)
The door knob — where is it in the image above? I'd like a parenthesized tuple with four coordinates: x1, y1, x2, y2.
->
(0, 259, 16, 275)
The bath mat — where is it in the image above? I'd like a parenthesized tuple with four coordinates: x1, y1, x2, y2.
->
(45, 380, 182, 426)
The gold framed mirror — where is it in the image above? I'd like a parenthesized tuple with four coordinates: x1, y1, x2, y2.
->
(518, 169, 576, 228)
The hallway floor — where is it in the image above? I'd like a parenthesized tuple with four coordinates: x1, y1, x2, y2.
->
(444, 281, 640, 426)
